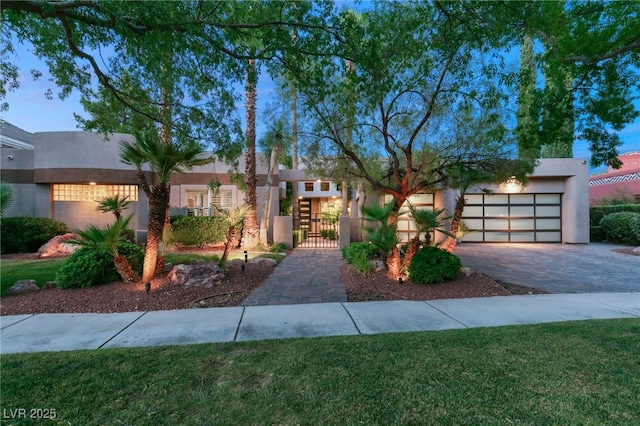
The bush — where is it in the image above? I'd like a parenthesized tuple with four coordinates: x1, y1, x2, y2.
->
(590, 204, 640, 226)
(589, 226, 606, 242)
(407, 246, 461, 284)
(0, 217, 70, 254)
(342, 242, 378, 265)
(349, 248, 374, 277)
(56, 242, 144, 289)
(631, 215, 640, 245)
(320, 229, 337, 240)
(270, 242, 290, 253)
(170, 216, 227, 248)
(599, 212, 640, 246)
(293, 229, 308, 246)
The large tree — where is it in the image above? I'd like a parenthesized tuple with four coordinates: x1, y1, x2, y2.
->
(297, 3, 533, 278)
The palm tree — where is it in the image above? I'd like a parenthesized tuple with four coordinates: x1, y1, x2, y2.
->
(0, 181, 13, 217)
(242, 58, 260, 250)
(120, 131, 211, 282)
(258, 119, 291, 245)
(216, 204, 250, 268)
(361, 201, 403, 279)
(95, 194, 132, 220)
(395, 205, 450, 277)
(441, 164, 494, 253)
(70, 215, 139, 283)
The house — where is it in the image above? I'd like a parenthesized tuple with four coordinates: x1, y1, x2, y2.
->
(1, 120, 590, 247)
(588, 151, 640, 203)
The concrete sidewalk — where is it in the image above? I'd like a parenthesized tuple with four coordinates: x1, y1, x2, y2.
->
(2, 292, 638, 354)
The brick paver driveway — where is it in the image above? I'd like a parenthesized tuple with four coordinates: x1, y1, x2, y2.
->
(455, 243, 640, 293)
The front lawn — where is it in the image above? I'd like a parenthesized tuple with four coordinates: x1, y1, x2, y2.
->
(2, 319, 638, 425)
(0, 252, 284, 296)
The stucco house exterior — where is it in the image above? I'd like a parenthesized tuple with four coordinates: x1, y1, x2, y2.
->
(588, 151, 640, 203)
(1, 120, 590, 247)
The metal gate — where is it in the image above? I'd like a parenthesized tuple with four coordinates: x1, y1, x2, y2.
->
(294, 212, 339, 248)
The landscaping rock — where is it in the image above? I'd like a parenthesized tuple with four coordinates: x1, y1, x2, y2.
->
(633, 246, 640, 255)
(249, 257, 277, 266)
(42, 281, 57, 290)
(166, 262, 226, 288)
(6, 280, 40, 295)
(38, 233, 80, 258)
(369, 260, 386, 271)
(460, 267, 474, 276)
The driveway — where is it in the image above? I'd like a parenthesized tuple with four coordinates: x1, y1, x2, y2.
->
(455, 243, 640, 294)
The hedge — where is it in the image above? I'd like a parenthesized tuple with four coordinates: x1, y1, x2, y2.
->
(599, 212, 640, 246)
(169, 216, 227, 248)
(0, 217, 70, 254)
(590, 204, 640, 227)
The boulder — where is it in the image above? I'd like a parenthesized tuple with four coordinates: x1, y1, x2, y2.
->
(42, 281, 57, 290)
(249, 257, 278, 266)
(5, 280, 40, 295)
(38, 233, 81, 258)
(633, 246, 640, 255)
(166, 262, 226, 288)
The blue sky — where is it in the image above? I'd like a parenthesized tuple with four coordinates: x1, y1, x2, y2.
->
(2, 36, 639, 174)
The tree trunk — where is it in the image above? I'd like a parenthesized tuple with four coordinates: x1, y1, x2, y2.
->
(141, 184, 170, 282)
(443, 194, 466, 253)
(114, 255, 140, 283)
(259, 148, 278, 246)
(242, 58, 260, 249)
(219, 225, 236, 268)
(386, 246, 402, 280)
(401, 235, 421, 277)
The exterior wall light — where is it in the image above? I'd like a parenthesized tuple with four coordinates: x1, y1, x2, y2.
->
(505, 176, 521, 193)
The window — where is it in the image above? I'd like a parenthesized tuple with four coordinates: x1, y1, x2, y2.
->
(52, 184, 138, 201)
(211, 189, 233, 209)
(320, 182, 330, 191)
(304, 182, 314, 191)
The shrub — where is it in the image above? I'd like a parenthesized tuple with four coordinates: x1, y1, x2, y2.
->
(589, 226, 606, 242)
(0, 217, 70, 254)
(590, 204, 640, 226)
(407, 246, 461, 284)
(56, 242, 143, 289)
(320, 229, 337, 240)
(599, 212, 640, 246)
(349, 249, 374, 277)
(170, 216, 227, 248)
(293, 229, 308, 246)
(342, 242, 378, 265)
(270, 242, 290, 253)
(631, 215, 640, 245)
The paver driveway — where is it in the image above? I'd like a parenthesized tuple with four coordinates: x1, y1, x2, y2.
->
(455, 243, 640, 293)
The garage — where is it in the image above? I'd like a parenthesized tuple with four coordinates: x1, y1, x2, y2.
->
(460, 193, 562, 243)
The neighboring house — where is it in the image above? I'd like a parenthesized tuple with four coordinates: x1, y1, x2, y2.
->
(1, 120, 590, 246)
(588, 151, 640, 203)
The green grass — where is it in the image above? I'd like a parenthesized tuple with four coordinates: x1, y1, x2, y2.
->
(2, 319, 639, 425)
(0, 258, 66, 295)
(1, 252, 285, 296)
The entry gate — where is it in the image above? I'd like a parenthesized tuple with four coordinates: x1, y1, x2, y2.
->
(294, 212, 339, 248)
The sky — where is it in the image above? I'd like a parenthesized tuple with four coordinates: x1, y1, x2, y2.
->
(2, 31, 639, 174)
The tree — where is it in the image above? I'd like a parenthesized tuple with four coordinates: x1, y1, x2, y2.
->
(69, 215, 139, 283)
(95, 195, 132, 221)
(120, 131, 211, 282)
(258, 119, 292, 246)
(0, 181, 13, 217)
(242, 58, 260, 250)
(298, 3, 532, 278)
(216, 204, 250, 268)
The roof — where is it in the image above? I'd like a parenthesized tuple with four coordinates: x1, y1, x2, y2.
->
(0, 120, 34, 149)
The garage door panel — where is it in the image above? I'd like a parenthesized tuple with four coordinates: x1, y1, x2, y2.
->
(461, 193, 561, 243)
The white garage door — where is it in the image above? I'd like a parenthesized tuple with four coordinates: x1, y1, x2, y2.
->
(460, 193, 562, 243)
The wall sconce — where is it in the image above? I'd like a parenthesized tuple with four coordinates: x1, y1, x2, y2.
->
(505, 176, 521, 193)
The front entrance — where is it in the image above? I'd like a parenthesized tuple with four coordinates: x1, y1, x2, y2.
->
(295, 202, 339, 248)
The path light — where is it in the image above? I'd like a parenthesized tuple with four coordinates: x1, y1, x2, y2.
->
(241, 264, 245, 272)
(244, 250, 248, 263)
(145, 282, 151, 295)
(398, 277, 403, 285)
